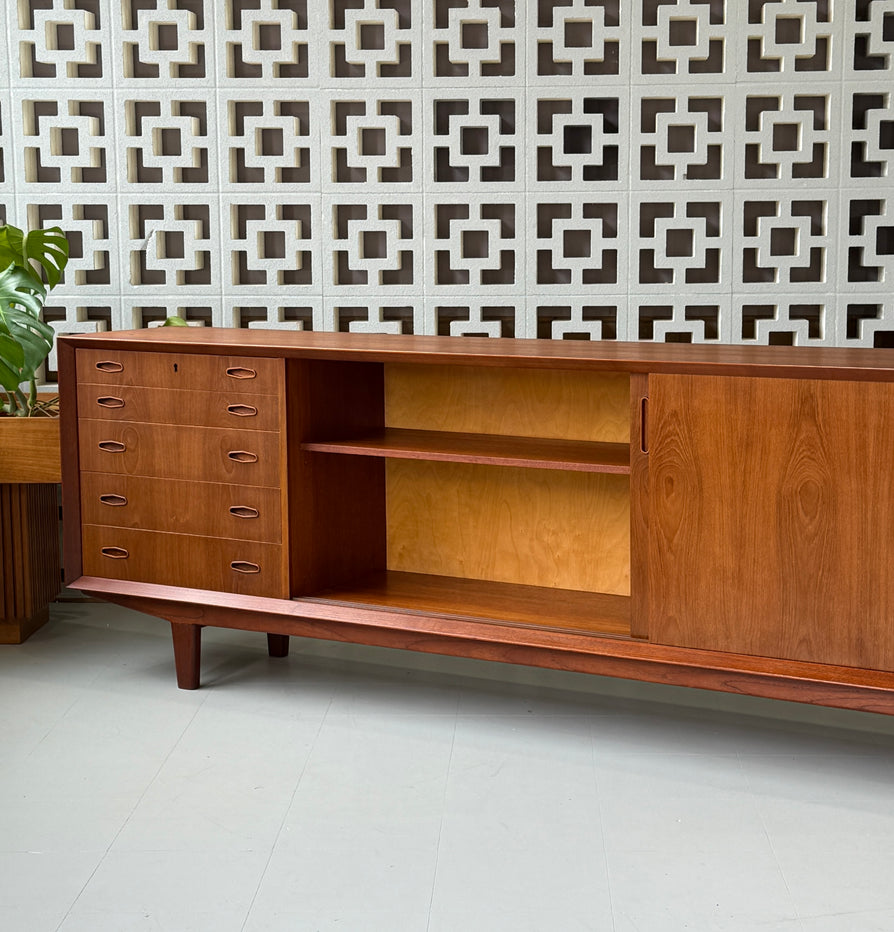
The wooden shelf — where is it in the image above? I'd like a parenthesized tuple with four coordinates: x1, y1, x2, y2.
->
(301, 428, 630, 474)
(296, 571, 631, 638)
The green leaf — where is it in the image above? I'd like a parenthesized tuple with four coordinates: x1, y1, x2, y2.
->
(0, 224, 70, 290)
(0, 333, 25, 369)
(9, 315, 54, 373)
(0, 225, 26, 273)
(0, 264, 53, 386)
(0, 356, 22, 393)
(10, 323, 50, 372)
(0, 225, 68, 413)
(22, 226, 69, 289)
(0, 263, 45, 316)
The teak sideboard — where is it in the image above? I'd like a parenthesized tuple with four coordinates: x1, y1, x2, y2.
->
(58, 329, 894, 714)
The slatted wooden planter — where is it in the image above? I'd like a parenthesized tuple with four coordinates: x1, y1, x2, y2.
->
(0, 418, 62, 643)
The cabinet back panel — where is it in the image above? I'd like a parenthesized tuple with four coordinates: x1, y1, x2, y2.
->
(385, 365, 630, 444)
(386, 460, 630, 595)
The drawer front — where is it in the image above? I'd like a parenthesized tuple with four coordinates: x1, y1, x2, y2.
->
(80, 473, 284, 543)
(77, 348, 283, 394)
(82, 525, 286, 598)
(78, 384, 281, 431)
(78, 420, 282, 487)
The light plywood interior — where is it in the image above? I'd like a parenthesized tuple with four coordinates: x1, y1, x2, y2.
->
(304, 572, 631, 636)
(385, 365, 630, 444)
(386, 460, 630, 596)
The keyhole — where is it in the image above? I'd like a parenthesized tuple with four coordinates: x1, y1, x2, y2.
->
(173, 363, 178, 372)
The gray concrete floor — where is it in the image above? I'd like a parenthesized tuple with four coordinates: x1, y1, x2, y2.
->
(3, 598, 894, 931)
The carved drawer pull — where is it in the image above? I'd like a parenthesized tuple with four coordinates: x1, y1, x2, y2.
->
(227, 450, 258, 463)
(95, 360, 124, 373)
(230, 561, 261, 574)
(99, 494, 128, 506)
(97, 396, 125, 409)
(229, 505, 260, 519)
(227, 404, 258, 417)
(226, 366, 257, 380)
(101, 547, 129, 559)
(98, 440, 126, 453)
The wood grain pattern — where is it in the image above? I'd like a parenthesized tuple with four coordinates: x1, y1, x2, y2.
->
(76, 347, 283, 393)
(60, 329, 894, 383)
(274, 369, 291, 588)
(385, 364, 630, 443)
(77, 383, 281, 431)
(77, 419, 282, 487)
(79, 473, 283, 542)
(60, 330, 894, 712)
(81, 525, 286, 597)
(386, 459, 630, 595)
(287, 360, 387, 595)
(649, 375, 894, 672)
(170, 622, 202, 689)
(58, 338, 83, 584)
(302, 428, 630, 473)
(0, 483, 60, 642)
(73, 575, 894, 714)
(305, 571, 631, 636)
(0, 419, 61, 483)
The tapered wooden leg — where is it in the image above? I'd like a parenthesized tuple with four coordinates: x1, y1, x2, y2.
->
(267, 633, 290, 658)
(170, 622, 202, 689)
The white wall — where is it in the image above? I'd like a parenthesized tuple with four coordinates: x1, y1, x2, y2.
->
(1, 0, 892, 381)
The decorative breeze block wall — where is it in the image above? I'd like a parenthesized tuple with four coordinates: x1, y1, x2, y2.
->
(1, 0, 893, 382)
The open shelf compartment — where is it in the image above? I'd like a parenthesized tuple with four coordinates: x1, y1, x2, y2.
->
(287, 359, 633, 640)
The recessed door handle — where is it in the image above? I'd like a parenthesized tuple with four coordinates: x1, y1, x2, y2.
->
(99, 494, 128, 506)
(227, 404, 258, 417)
(227, 450, 258, 463)
(226, 366, 257, 380)
(97, 396, 125, 409)
(95, 360, 124, 373)
(230, 561, 260, 574)
(98, 440, 126, 453)
(101, 547, 129, 559)
(640, 397, 649, 455)
(229, 505, 260, 519)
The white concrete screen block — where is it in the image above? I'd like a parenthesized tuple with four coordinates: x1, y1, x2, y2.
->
(2, 0, 893, 386)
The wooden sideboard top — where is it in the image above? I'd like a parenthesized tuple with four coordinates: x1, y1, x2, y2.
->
(58, 328, 894, 381)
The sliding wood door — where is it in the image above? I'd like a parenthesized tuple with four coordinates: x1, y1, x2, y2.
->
(647, 374, 894, 671)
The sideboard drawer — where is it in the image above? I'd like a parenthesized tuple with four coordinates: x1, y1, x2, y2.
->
(81, 525, 286, 597)
(77, 348, 283, 394)
(78, 384, 282, 431)
(79, 473, 284, 543)
(78, 420, 283, 487)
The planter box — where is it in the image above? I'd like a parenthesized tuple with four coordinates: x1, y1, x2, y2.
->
(0, 483, 60, 643)
(0, 416, 62, 642)
(0, 417, 61, 483)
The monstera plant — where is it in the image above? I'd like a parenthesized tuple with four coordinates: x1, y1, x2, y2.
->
(0, 223, 69, 417)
